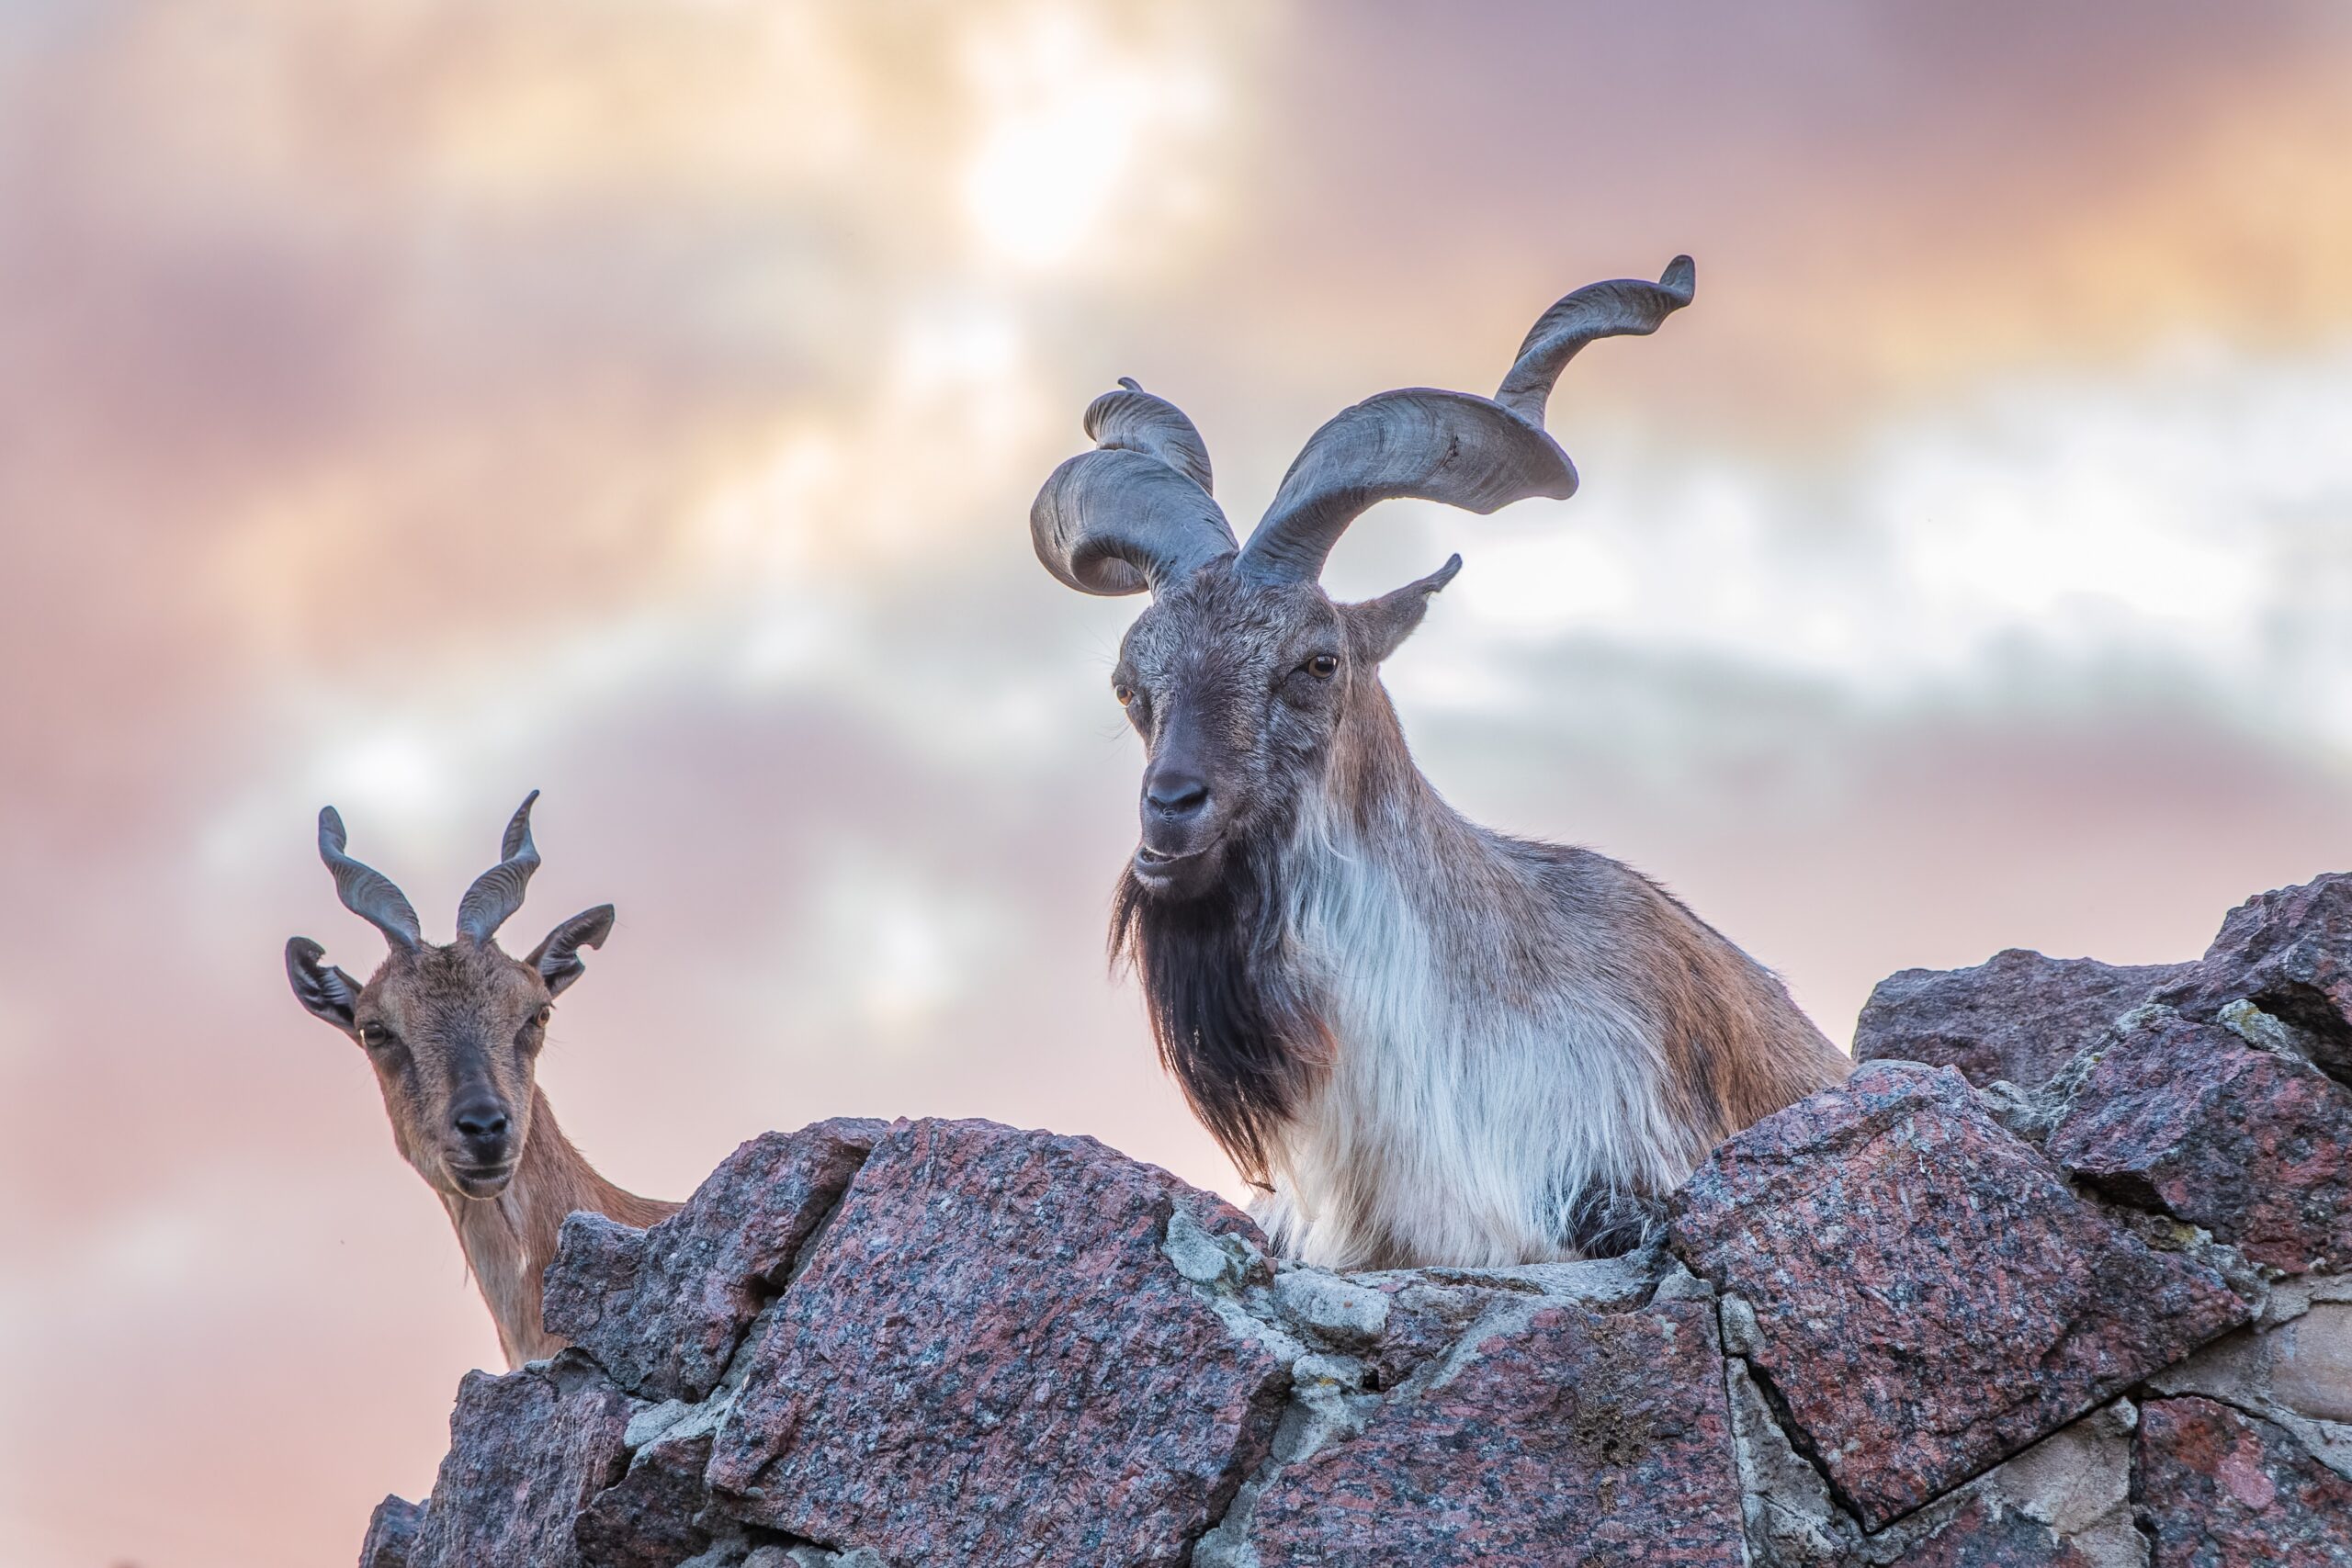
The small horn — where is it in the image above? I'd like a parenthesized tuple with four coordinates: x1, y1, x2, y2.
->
(1032, 378, 1237, 598)
(1235, 256, 1696, 587)
(455, 791, 542, 944)
(319, 807, 422, 951)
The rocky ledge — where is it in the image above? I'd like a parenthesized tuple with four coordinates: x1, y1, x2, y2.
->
(363, 876, 2352, 1567)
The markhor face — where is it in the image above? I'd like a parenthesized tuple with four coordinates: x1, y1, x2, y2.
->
(354, 942, 553, 1201)
(1111, 566, 1352, 900)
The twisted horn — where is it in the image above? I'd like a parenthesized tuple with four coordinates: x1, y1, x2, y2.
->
(318, 807, 422, 951)
(1031, 378, 1237, 597)
(1235, 256, 1695, 587)
(1497, 254, 1695, 423)
(455, 790, 542, 944)
(1087, 378, 1215, 496)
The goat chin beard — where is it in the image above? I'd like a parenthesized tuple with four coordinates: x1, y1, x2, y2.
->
(1130, 841, 1229, 900)
(443, 1167, 516, 1201)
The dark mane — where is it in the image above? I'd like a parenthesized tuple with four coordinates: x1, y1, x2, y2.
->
(1110, 843, 1324, 1188)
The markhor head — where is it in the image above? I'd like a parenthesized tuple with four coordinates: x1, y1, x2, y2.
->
(1031, 257, 1696, 903)
(284, 793, 616, 1201)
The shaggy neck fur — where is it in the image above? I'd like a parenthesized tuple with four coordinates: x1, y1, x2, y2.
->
(1117, 675, 1846, 1272)
(438, 1089, 677, 1367)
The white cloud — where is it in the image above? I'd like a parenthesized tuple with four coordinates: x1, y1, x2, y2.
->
(1415, 337, 2352, 750)
(958, 5, 1229, 273)
(786, 854, 1020, 1049)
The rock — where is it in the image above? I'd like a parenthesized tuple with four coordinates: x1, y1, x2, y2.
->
(1669, 1061, 2249, 1529)
(574, 1432, 713, 1568)
(2159, 873, 2352, 1082)
(542, 1118, 888, 1404)
(2047, 1013, 2352, 1275)
(1864, 1422, 2149, 1568)
(408, 1355, 639, 1568)
(1726, 1371, 2145, 1567)
(1978, 1400, 2143, 1564)
(364, 873, 2352, 1568)
(1398, 1247, 1671, 1312)
(2260, 1269, 2352, 1329)
(1238, 1297, 1744, 1566)
(1271, 1268, 1390, 1347)
(2146, 1287, 2352, 1480)
(1725, 1356, 1852, 1566)
(703, 1119, 1290, 1567)
(359, 1495, 424, 1568)
(1849, 1404, 2148, 1566)
(1337, 1248, 1673, 1394)
(1855, 950, 2190, 1089)
(1163, 1201, 1268, 1290)
(1871, 1494, 2104, 1567)
(2270, 1301, 2352, 1423)
(1345, 1272, 1523, 1393)
(2135, 1396, 2352, 1565)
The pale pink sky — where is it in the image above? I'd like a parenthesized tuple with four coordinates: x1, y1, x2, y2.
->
(5, 4, 2352, 1564)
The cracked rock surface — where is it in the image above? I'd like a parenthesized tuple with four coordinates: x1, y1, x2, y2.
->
(703, 1118, 1288, 1567)
(2158, 872, 2352, 1086)
(2135, 1396, 2352, 1564)
(1670, 1060, 2248, 1528)
(366, 872, 2352, 1567)
(542, 1118, 888, 1405)
(1245, 1295, 1744, 1565)
(2049, 1012, 2352, 1275)
(405, 1353, 639, 1568)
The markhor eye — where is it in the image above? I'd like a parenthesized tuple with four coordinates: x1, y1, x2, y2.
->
(1305, 654, 1340, 679)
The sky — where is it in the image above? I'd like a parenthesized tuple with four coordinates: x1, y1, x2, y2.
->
(3, 2, 2351, 1562)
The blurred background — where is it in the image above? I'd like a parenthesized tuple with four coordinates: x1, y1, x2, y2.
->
(4, 1, 2351, 1562)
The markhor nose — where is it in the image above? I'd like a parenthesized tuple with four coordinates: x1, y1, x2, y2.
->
(453, 1103, 510, 1144)
(1146, 771, 1211, 820)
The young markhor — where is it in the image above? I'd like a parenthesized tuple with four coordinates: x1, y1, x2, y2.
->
(1031, 256, 1848, 1269)
(286, 794, 675, 1364)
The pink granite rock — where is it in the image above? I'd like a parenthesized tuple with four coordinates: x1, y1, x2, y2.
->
(2048, 1013, 2352, 1275)
(704, 1118, 1289, 1567)
(358, 1495, 422, 1568)
(1241, 1297, 1744, 1566)
(2160, 873, 2352, 1083)
(542, 1117, 888, 1403)
(407, 1358, 638, 1568)
(2135, 1396, 2352, 1566)
(1872, 1494, 2101, 1567)
(360, 952, 2349, 1568)
(1856, 949, 2189, 1089)
(1669, 1061, 2249, 1529)
(573, 1432, 713, 1568)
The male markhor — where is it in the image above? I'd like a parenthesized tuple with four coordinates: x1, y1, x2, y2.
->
(1031, 256, 1848, 1269)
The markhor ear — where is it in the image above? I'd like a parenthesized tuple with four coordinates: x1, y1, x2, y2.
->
(1349, 555, 1464, 663)
(528, 905, 616, 997)
(287, 937, 363, 1034)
